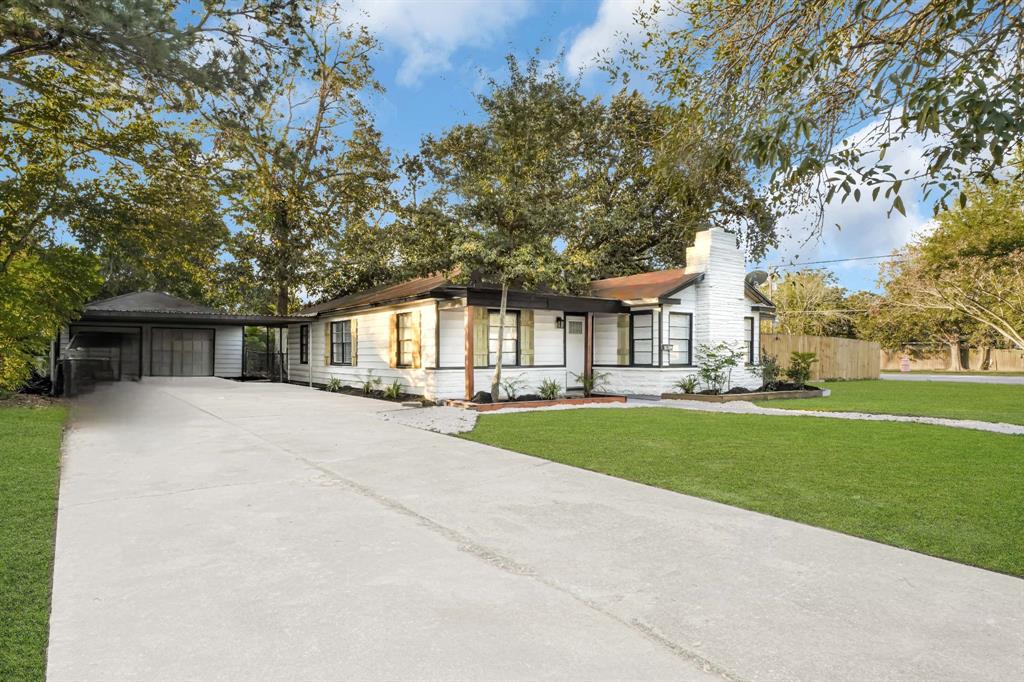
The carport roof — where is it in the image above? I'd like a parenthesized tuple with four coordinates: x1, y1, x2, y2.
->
(81, 292, 309, 326)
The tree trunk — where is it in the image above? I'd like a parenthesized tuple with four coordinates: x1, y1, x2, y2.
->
(948, 337, 964, 372)
(489, 283, 508, 402)
(276, 283, 289, 316)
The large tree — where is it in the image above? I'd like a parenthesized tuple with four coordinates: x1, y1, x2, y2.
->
(639, 0, 1024, 224)
(867, 170, 1024, 358)
(1, 0, 288, 387)
(764, 270, 855, 337)
(422, 57, 583, 400)
(209, 2, 395, 314)
(562, 89, 775, 278)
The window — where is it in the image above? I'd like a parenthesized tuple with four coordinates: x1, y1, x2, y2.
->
(396, 313, 414, 367)
(331, 320, 352, 365)
(744, 316, 755, 363)
(488, 310, 519, 366)
(630, 311, 654, 365)
(299, 325, 309, 364)
(668, 313, 692, 366)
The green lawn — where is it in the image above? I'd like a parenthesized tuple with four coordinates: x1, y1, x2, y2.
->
(463, 408, 1024, 576)
(755, 380, 1024, 425)
(0, 405, 66, 682)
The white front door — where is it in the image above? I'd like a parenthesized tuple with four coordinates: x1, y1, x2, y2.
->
(565, 315, 586, 388)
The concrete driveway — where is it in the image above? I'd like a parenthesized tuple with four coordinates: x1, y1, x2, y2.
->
(49, 379, 1023, 681)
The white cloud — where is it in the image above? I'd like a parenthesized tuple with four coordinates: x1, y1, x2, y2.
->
(565, 0, 660, 75)
(758, 127, 940, 290)
(343, 0, 532, 86)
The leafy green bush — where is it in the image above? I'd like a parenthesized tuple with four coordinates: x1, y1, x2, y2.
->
(753, 352, 782, 390)
(383, 379, 402, 400)
(572, 370, 610, 397)
(500, 374, 528, 400)
(785, 351, 818, 389)
(362, 371, 382, 395)
(325, 377, 343, 392)
(673, 375, 699, 394)
(538, 378, 561, 400)
(695, 342, 746, 394)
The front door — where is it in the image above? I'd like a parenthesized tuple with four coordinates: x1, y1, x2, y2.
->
(565, 315, 586, 388)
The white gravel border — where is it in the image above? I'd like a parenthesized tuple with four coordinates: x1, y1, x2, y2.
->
(379, 398, 1024, 436)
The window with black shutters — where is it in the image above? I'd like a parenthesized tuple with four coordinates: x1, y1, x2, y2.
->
(331, 320, 352, 365)
(299, 325, 309, 364)
(630, 312, 654, 366)
(668, 313, 692, 366)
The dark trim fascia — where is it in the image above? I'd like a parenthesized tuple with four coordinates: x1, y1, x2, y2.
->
(81, 311, 307, 326)
(463, 288, 623, 314)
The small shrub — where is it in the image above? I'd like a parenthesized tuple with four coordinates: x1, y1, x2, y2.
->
(383, 379, 402, 400)
(695, 342, 746, 394)
(500, 374, 528, 401)
(572, 370, 610, 397)
(673, 376, 699, 394)
(362, 371, 382, 395)
(325, 377, 343, 393)
(753, 352, 782, 390)
(538, 378, 561, 401)
(785, 351, 818, 389)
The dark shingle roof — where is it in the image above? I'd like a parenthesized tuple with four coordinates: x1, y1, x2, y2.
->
(588, 269, 703, 300)
(300, 274, 451, 315)
(86, 291, 221, 314)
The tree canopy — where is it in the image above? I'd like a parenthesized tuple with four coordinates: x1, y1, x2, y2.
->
(639, 0, 1024, 224)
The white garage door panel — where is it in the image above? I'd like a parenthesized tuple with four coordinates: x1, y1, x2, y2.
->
(151, 328, 215, 376)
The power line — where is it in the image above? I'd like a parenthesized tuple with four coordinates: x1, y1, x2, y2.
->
(766, 254, 901, 269)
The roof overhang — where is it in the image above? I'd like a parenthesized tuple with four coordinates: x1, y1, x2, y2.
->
(459, 287, 625, 314)
(78, 310, 310, 327)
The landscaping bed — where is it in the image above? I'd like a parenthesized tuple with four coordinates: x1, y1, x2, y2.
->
(446, 394, 626, 412)
(662, 387, 826, 402)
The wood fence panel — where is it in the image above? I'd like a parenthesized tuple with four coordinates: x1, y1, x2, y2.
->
(762, 334, 881, 380)
(880, 345, 1024, 372)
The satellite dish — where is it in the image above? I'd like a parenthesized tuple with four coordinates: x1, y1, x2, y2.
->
(745, 270, 769, 286)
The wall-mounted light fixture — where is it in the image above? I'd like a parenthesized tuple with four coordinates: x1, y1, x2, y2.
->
(555, 316, 564, 329)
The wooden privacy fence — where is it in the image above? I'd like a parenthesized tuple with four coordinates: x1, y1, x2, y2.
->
(880, 346, 1024, 372)
(761, 334, 881, 380)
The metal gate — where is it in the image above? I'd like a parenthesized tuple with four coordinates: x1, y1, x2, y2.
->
(243, 350, 286, 382)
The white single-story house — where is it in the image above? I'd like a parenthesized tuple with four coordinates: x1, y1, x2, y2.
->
(54, 291, 302, 383)
(286, 227, 775, 399)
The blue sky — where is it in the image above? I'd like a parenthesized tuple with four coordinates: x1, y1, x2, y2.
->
(349, 0, 936, 294)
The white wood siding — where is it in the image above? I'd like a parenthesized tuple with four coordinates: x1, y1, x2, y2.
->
(286, 300, 437, 395)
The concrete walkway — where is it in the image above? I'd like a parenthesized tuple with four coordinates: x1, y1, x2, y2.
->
(50, 379, 1023, 681)
(882, 372, 1024, 384)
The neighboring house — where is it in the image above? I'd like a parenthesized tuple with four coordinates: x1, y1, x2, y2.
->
(287, 227, 775, 399)
(54, 292, 301, 381)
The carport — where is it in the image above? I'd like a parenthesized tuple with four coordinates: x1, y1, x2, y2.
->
(54, 292, 308, 392)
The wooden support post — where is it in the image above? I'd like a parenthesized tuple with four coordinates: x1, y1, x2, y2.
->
(464, 306, 475, 400)
(584, 312, 594, 377)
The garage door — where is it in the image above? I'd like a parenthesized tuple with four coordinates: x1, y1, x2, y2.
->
(151, 328, 215, 377)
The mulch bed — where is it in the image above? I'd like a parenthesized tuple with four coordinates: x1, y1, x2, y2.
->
(445, 394, 626, 412)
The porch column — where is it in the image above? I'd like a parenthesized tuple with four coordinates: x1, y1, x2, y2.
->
(584, 312, 594, 377)
(464, 306, 474, 400)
